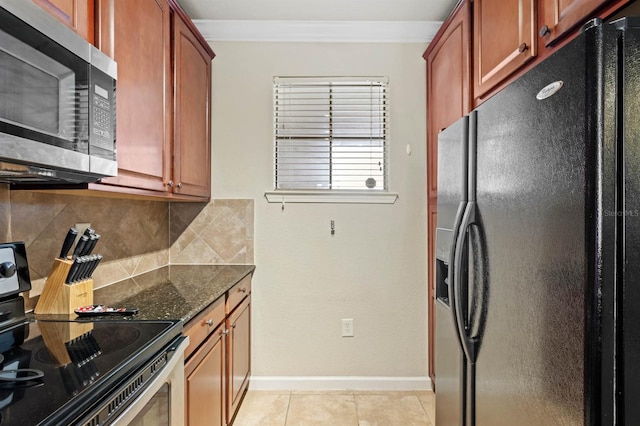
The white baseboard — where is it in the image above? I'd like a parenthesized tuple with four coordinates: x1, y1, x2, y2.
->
(249, 376, 433, 391)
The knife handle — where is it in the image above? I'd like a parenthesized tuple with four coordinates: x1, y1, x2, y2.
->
(82, 234, 100, 256)
(78, 256, 94, 282)
(72, 235, 89, 259)
(66, 258, 81, 284)
(86, 254, 103, 279)
(59, 228, 78, 259)
(83, 228, 95, 237)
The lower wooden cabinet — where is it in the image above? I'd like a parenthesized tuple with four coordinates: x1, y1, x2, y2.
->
(184, 276, 252, 426)
(185, 324, 225, 426)
(227, 296, 251, 424)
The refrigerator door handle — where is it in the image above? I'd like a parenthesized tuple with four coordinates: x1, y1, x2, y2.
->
(448, 201, 468, 354)
(453, 201, 478, 364)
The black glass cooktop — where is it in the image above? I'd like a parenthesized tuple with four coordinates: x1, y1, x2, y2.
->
(0, 318, 181, 425)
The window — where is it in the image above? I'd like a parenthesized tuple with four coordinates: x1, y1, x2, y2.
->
(273, 77, 388, 192)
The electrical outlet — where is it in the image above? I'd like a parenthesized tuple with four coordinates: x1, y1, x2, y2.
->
(341, 318, 354, 337)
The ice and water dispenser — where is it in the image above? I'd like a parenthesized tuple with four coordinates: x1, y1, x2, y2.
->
(435, 228, 453, 307)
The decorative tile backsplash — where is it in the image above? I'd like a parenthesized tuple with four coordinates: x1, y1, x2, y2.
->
(8, 190, 169, 296)
(0, 185, 254, 307)
(170, 199, 254, 264)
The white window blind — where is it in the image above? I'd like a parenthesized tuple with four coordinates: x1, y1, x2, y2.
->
(274, 76, 388, 191)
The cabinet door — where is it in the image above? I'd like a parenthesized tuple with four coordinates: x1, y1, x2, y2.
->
(424, 0, 471, 383)
(185, 326, 225, 426)
(32, 0, 94, 43)
(97, 0, 172, 193)
(226, 296, 250, 424)
(473, 0, 536, 99)
(539, 0, 609, 45)
(172, 13, 212, 198)
(425, 1, 471, 200)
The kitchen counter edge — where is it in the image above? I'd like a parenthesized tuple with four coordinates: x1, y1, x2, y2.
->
(31, 264, 256, 324)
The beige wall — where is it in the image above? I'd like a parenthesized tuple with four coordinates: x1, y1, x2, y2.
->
(210, 41, 428, 384)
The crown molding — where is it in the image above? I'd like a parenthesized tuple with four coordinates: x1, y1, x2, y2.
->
(193, 20, 442, 43)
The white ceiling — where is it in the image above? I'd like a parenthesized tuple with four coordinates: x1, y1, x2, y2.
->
(175, 0, 458, 22)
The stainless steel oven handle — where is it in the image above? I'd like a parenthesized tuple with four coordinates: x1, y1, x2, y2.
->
(166, 335, 188, 354)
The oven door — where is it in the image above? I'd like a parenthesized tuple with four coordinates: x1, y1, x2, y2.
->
(112, 337, 188, 426)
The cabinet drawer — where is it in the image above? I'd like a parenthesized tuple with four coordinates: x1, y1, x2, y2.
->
(226, 275, 251, 314)
(184, 297, 225, 358)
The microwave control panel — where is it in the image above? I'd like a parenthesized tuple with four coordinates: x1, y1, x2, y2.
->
(89, 67, 115, 155)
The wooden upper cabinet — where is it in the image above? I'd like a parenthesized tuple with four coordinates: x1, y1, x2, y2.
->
(92, 0, 213, 200)
(173, 13, 212, 198)
(539, 0, 609, 46)
(473, 0, 537, 99)
(424, 1, 471, 384)
(424, 1, 471, 200)
(96, 0, 172, 193)
(32, 0, 94, 43)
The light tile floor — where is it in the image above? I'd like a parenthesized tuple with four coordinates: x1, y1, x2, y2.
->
(232, 390, 435, 426)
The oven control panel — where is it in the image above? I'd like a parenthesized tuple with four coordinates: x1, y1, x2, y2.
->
(0, 247, 19, 295)
(0, 243, 31, 297)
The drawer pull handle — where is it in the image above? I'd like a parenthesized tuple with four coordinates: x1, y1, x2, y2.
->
(221, 329, 229, 335)
(518, 42, 528, 53)
(232, 324, 237, 329)
(206, 319, 214, 326)
(239, 288, 247, 293)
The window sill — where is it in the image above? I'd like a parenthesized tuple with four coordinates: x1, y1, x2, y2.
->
(264, 190, 399, 204)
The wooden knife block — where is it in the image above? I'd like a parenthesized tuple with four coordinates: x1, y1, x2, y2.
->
(34, 258, 93, 315)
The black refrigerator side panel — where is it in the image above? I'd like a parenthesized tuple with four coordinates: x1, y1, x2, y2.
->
(472, 32, 590, 425)
(620, 21, 640, 425)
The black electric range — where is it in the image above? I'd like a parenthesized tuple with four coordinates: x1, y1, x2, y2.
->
(0, 314, 182, 425)
(0, 241, 184, 424)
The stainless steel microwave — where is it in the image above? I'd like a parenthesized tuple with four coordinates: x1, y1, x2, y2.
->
(0, 0, 117, 183)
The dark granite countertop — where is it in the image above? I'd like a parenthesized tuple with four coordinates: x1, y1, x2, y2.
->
(32, 264, 255, 324)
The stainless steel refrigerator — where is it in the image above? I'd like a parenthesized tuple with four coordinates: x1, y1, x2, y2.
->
(435, 17, 640, 425)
